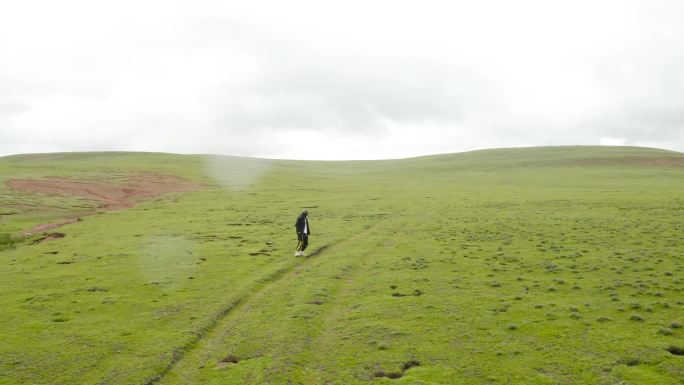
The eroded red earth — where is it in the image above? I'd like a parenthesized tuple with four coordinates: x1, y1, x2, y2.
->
(7, 174, 203, 236)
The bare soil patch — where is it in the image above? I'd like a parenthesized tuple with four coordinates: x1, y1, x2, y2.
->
(25, 218, 81, 235)
(373, 360, 421, 380)
(8, 174, 203, 236)
(216, 355, 240, 369)
(8, 174, 202, 210)
(31, 232, 65, 244)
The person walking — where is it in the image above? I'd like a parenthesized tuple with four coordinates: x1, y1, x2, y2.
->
(294, 209, 310, 257)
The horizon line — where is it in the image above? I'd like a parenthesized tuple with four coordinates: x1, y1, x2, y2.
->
(0, 144, 681, 162)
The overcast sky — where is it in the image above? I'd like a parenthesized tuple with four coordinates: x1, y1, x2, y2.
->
(1, 0, 683, 160)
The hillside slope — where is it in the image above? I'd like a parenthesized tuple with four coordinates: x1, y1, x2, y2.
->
(1, 146, 683, 385)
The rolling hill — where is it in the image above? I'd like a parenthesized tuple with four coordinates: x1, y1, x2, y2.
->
(1, 146, 683, 385)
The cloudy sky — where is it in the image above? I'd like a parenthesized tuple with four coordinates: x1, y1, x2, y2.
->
(1, 0, 683, 160)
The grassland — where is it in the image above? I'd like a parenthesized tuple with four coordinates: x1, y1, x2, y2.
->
(0, 146, 683, 385)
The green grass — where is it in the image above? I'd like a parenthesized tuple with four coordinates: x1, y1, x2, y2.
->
(0, 146, 683, 385)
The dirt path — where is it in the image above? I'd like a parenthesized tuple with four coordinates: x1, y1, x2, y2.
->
(150, 219, 392, 385)
(22, 218, 81, 235)
(144, 244, 333, 385)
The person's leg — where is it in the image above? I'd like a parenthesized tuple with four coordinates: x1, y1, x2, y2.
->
(301, 233, 309, 252)
(295, 232, 303, 255)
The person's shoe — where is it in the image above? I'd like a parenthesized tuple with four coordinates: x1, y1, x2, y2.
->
(294, 251, 300, 257)
(300, 252, 307, 257)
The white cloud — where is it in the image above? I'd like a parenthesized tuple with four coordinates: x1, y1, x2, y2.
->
(1, 0, 683, 159)
(600, 137, 628, 146)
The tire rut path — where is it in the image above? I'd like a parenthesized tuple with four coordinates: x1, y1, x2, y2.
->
(148, 218, 392, 385)
(303, 218, 407, 379)
(143, 243, 332, 385)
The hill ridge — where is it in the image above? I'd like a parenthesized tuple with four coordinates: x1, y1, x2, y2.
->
(1, 145, 682, 163)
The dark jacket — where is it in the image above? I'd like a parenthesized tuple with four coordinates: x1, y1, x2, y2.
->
(295, 214, 310, 235)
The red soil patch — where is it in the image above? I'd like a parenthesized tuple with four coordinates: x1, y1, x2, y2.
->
(8, 174, 203, 236)
(8, 174, 202, 210)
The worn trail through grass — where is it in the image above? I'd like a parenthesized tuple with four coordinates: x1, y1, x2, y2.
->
(159, 217, 395, 385)
(146, 242, 332, 385)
